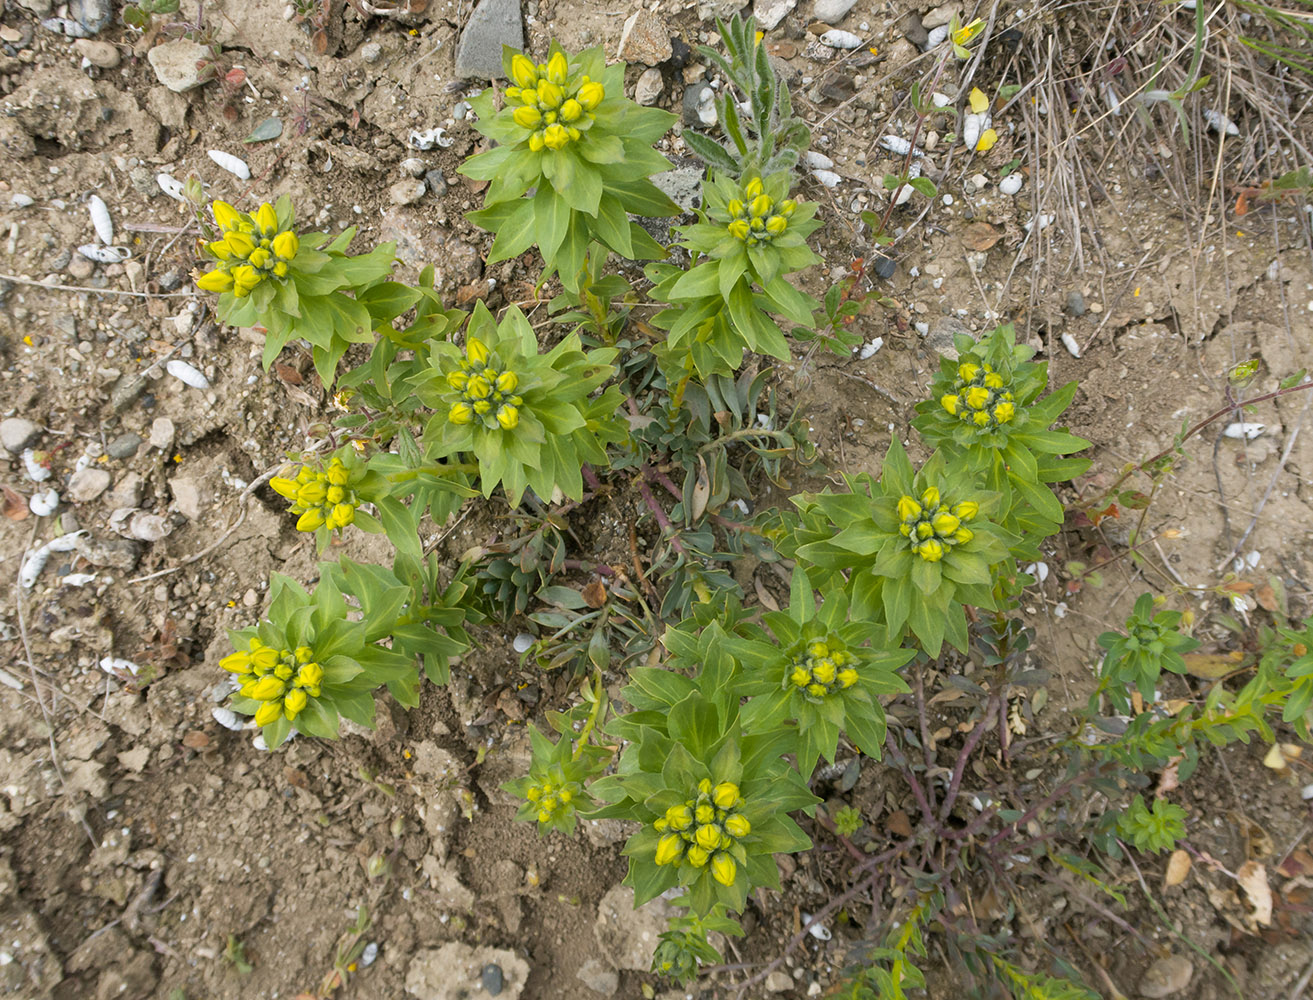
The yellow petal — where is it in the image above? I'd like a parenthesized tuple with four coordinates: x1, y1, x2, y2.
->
(976, 128, 999, 152)
(968, 87, 989, 115)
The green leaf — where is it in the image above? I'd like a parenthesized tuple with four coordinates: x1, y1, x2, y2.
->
(244, 116, 283, 143)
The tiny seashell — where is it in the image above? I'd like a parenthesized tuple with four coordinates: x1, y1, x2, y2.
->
(22, 448, 51, 482)
(166, 360, 211, 389)
(891, 181, 913, 206)
(880, 135, 913, 156)
(63, 572, 97, 586)
(252, 733, 268, 751)
(48, 531, 84, 553)
(1302, 783, 1313, 801)
(819, 29, 863, 48)
(41, 15, 92, 36)
(207, 149, 251, 180)
(360, 943, 380, 967)
(400, 157, 427, 178)
(1024, 213, 1054, 233)
(29, 488, 59, 517)
(100, 656, 141, 676)
(803, 150, 835, 170)
(932, 92, 952, 108)
(858, 338, 883, 359)
(1060, 332, 1081, 358)
(1223, 422, 1264, 440)
(211, 706, 246, 731)
(1025, 561, 1050, 583)
(999, 173, 1024, 195)
(926, 23, 950, 47)
(409, 127, 453, 150)
(962, 112, 990, 151)
(1246, 550, 1261, 568)
(802, 916, 832, 940)
(1203, 108, 1239, 136)
(77, 244, 131, 263)
(88, 194, 113, 245)
(156, 173, 186, 201)
(512, 633, 535, 653)
(19, 548, 50, 589)
(811, 168, 842, 188)
(11, 193, 34, 208)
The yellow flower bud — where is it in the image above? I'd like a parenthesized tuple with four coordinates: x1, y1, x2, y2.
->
(559, 98, 583, 123)
(567, 126, 581, 141)
(447, 370, 470, 391)
(972, 410, 991, 426)
(765, 215, 787, 235)
(932, 511, 961, 536)
(546, 50, 568, 84)
(231, 265, 261, 296)
(284, 688, 308, 718)
(496, 405, 520, 430)
(525, 785, 542, 802)
(466, 337, 489, 365)
(807, 683, 827, 698)
(686, 845, 710, 868)
(220, 651, 252, 673)
(513, 105, 542, 129)
(250, 675, 287, 700)
(896, 496, 922, 522)
(993, 401, 1015, 423)
(958, 362, 980, 382)
(952, 527, 974, 545)
(248, 248, 271, 270)
(837, 668, 858, 688)
(196, 269, 234, 293)
(964, 386, 990, 411)
(727, 219, 750, 241)
(790, 666, 811, 687)
(466, 374, 492, 399)
(537, 81, 564, 109)
(207, 239, 233, 260)
(941, 393, 960, 415)
(511, 54, 538, 89)
(727, 198, 744, 217)
(576, 80, 604, 110)
(921, 486, 940, 508)
(212, 200, 242, 231)
(225, 232, 255, 258)
(655, 833, 684, 866)
(296, 507, 326, 531)
(298, 479, 327, 505)
(695, 824, 722, 851)
(749, 194, 773, 218)
(778, 198, 797, 217)
(918, 538, 945, 562)
(326, 461, 349, 486)
(273, 661, 293, 681)
(808, 642, 829, 658)
(254, 700, 283, 727)
(449, 402, 474, 425)
(695, 803, 715, 825)
(916, 522, 934, 539)
(539, 794, 557, 812)
(250, 646, 279, 670)
(298, 662, 324, 688)
(528, 131, 546, 152)
(711, 852, 737, 886)
(983, 372, 1005, 390)
(724, 814, 750, 838)
(667, 805, 693, 831)
(952, 501, 979, 521)
(744, 177, 764, 199)
(254, 202, 278, 235)
(543, 123, 569, 149)
(813, 659, 836, 684)
(330, 502, 355, 528)
(712, 782, 740, 810)
(272, 231, 299, 260)
(558, 788, 572, 804)
(495, 370, 519, 393)
(294, 646, 314, 664)
(326, 486, 345, 504)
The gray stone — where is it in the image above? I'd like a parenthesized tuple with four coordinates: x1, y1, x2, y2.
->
(405, 944, 529, 1000)
(109, 376, 147, 414)
(126, 512, 171, 542)
(74, 534, 140, 571)
(576, 957, 619, 995)
(15, 0, 52, 15)
(812, 0, 856, 23)
(68, 255, 95, 280)
(754, 0, 796, 30)
(106, 472, 143, 509)
(634, 67, 664, 106)
(146, 39, 210, 93)
(1138, 955, 1193, 999)
(453, 0, 524, 80)
(106, 433, 142, 460)
(617, 10, 672, 65)
(148, 417, 175, 450)
(697, 0, 744, 21)
(594, 885, 677, 972)
(73, 39, 120, 67)
(766, 970, 793, 992)
(359, 41, 382, 63)
(652, 166, 704, 211)
(481, 964, 504, 996)
(69, 0, 112, 33)
(682, 83, 716, 128)
(1065, 290, 1086, 317)
(1, 417, 40, 454)
(68, 468, 111, 503)
(388, 179, 427, 206)
(169, 477, 204, 520)
(921, 2, 958, 28)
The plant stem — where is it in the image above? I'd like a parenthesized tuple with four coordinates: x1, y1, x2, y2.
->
(874, 54, 949, 240)
(636, 471, 688, 556)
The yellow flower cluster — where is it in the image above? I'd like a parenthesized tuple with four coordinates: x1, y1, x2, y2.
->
(788, 640, 858, 701)
(195, 201, 300, 298)
(220, 637, 324, 726)
(506, 52, 604, 152)
(653, 779, 749, 887)
(725, 177, 797, 246)
(897, 488, 978, 562)
(525, 775, 579, 824)
(940, 361, 1015, 429)
(447, 337, 524, 431)
(270, 458, 359, 532)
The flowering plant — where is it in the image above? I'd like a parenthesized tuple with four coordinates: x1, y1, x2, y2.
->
(194, 197, 396, 385)
(461, 44, 679, 291)
(645, 172, 820, 379)
(412, 303, 627, 505)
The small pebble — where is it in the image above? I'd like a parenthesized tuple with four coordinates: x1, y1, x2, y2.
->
(360, 41, 382, 63)
(871, 255, 896, 279)
(1065, 290, 1085, 317)
(389, 179, 427, 206)
(481, 963, 504, 996)
(106, 432, 142, 459)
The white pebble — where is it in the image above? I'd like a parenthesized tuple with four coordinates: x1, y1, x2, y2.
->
(166, 360, 211, 389)
(1223, 422, 1264, 440)
(400, 157, 427, 178)
(880, 135, 914, 156)
(1060, 332, 1081, 358)
(962, 112, 990, 151)
(999, 173, 1024, 195)
(1203, 109, 1239, 136)
(857, 338, 883, 359)
(100, 657, 142, 677)
(11, 193, 34, 208)
(29, 488, 58, 517)
(931, 92, 951, 108)
(207, 149, 251, 180)
(360, 942, 379, 967)
(512, 633, 535, 653)
(942, 194, 954, 206)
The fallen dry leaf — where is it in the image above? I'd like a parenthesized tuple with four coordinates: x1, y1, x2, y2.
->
(753, 576, 780, 612)
(886, 809, 913, 838)
(1156, 755, 1183, 795)
(1164, 849, 1191, 888)
(182, 731, 211, 749)
(581, 581, 608, 609)
(1182, 650, 1245, 680)
(1262, 742, 1302, 775)
(274, 362, 303, 385)
(2, 485, 29, 521)
(961, 222, 1001, 251)
(1256, 583, 1278, 611)
(1236, 860, 1273, 928)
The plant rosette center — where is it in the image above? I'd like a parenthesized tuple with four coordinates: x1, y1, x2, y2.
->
(505, 52, 604, 152)
(524, 772, 581, 825)
(896, 487, 979, 562)
(220, 637, 323, 726)
(196, 200, 300, 298)
(271, 457, 361, 532)
(786, 638, 858, 702)
(445, 337, 525, 431)
(653, 779, 750, 887)
(723, 176, 797, 246)
(939, 361, 1016, 431)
